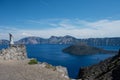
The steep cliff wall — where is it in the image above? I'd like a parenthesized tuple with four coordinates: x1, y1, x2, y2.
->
(78, 49, 120, 80)
(0, 45, 27, 60)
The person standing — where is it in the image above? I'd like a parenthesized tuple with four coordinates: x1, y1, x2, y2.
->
(9, 33, 14, 47)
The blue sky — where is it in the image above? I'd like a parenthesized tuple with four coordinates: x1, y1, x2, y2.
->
(0, 0, 120, 40)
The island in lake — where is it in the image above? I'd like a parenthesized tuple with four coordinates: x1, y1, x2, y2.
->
(63, 44, 117, 55)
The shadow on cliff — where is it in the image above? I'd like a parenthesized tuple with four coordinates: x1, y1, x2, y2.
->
(78, 49, 120, 80)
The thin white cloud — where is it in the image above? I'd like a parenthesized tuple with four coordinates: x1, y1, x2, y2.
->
(0, 19, 120, 41)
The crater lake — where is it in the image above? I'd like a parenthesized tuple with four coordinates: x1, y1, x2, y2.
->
(0, 44, 119, 78)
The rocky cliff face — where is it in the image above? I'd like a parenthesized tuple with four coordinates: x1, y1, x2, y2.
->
(15, 37, 47, 44)
(78, 49, 120, 80)
(1, 36, 120, 46)
(0, 45, 27, 60)
(15, 36, 120, 46)
(80, 37, 120, 46)
(48, 35, 78, 44)
(16, 35, 78, 44)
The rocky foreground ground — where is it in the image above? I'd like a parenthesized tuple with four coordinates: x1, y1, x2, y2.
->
(0, 60, 70, 80)
(0, 45, 72, 80)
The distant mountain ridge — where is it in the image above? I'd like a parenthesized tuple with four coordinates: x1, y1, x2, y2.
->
(15, 35, 79, 44)
(0, 39, 9, 45)
(0, 35, 120, 46)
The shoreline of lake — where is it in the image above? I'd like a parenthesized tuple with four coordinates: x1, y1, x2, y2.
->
(0, 44, 119, 78)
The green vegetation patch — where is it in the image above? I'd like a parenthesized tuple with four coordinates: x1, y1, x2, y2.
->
(45, 63, 56, 71)
(28, 59, 38, 65)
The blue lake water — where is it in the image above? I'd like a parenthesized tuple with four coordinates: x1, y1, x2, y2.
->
(0, 44, 119, 78)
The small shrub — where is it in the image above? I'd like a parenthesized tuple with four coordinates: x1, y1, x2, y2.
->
(46, 64, 56, 70)
(28, 59, 38, 65)
(44, 63, 56, 71)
